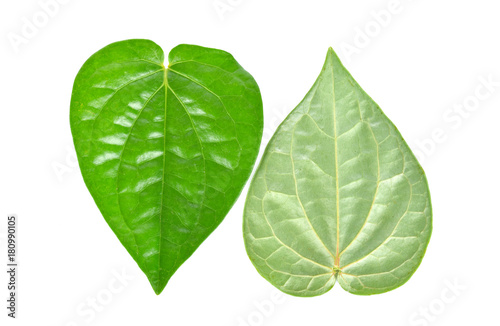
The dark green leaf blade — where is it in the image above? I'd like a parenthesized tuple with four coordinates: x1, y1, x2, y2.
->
(243, 48, 431, 297)
(70, 39, 263, 294)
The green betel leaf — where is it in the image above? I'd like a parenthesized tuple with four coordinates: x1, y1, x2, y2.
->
(70, 39, 263, 294)
(243, 48, 432, 297)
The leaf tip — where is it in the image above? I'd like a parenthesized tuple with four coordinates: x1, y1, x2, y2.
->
(151, 283, 166, 295)
(149, 275, 169, 295)
(326, 46, 341, 62)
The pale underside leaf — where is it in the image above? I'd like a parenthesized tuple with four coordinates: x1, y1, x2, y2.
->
(243, 48, 432, 297)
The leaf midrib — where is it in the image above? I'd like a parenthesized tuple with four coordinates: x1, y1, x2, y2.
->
(156, 66, 168, 293)
(155, 62, 210, 290)
(331, 60, 341, 268)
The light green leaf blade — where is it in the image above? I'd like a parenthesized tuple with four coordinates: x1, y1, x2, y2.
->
(243, 48, 432, 297)
(70, 39, 263, 294)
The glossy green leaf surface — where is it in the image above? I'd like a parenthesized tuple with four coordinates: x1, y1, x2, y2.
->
(70, 39, 263, 294)
(243, 48, 432, 297)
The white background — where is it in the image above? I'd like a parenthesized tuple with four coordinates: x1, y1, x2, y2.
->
(1, 0, 499, 325)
